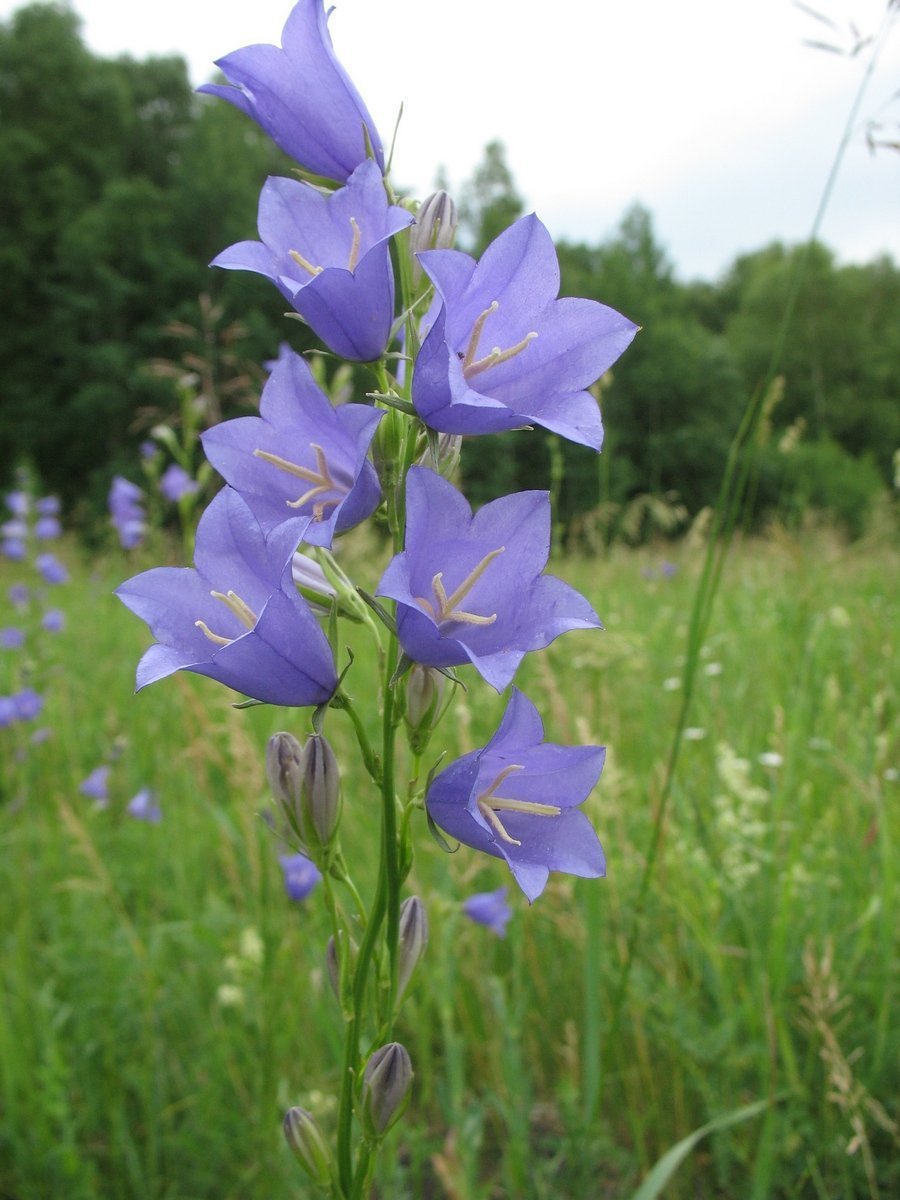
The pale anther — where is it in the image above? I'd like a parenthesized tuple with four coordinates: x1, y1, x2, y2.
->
(466, 331, 538, 379)
(347, 217, 361, 272)
(195, 619, 231, 647)
(417, 546, 505, 626)
(254, 444, 340, 514)
(476, 763, 561, 846)
(210, 589, 258, 630)
(289, 248, 323, 277)
(462, 301, 499, 370)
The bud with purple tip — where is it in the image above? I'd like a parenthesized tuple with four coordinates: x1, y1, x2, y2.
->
(282, 1106, 334, 1188)
(396, 896, 428, 999)
(298, 733, 342, 852)
(360, 1042, 413, 1138)
(410, 190, 458, 282)
(403, 665, 446, 755)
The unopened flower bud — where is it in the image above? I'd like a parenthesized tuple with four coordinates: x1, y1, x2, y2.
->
(266, 731, 304, 826)
(325, 933, 357, 1009)
(410, 190, 458, 281)
(361, 1042, 413, 1137)
(404, 665, 446, 754)
(397, 896, 428, 998)
(282, 1107, 334, 1188)
(299, 734, 342, 851)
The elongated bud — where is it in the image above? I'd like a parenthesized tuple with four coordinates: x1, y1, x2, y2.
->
(404, 665, 446, 754)
(410, 190, 458, 281)
(282, 1107, 334, 1188)
(266, 731, 305, 837)
(325, 933, 357, 1010)
(299, 734, 342, 851)
(397, 896, 428, 998)
(361, 1043, 413, 1138)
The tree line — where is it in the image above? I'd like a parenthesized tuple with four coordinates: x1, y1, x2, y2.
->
(2, 3, 896, 538)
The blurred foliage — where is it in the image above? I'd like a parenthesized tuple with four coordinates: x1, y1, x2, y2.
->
(1, 4, 898, 538)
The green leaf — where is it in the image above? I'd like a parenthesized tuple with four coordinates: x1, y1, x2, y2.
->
(630, 1097, 774, 1200)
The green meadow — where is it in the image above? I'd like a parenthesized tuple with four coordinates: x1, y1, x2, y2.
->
(1, 524, 897, 1199)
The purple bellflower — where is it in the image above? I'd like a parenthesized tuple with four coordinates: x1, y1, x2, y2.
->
(463, 887, 512, 937)
(1, 627, 25, 650)
(198, 0, 384, 183)
(159, 464, 200, 504)
(202, 349, 382, 546)
(2, 538, 26, 561)
(116, 487, 337, 708)
(13, 688, 43, 722)
(412, 214, 638, 449)
(279, 851, 322, 902)
(109, 476, 147, 550)
(377, 468, 600, 692)
(5, 491, 28, 517)
(34, 515, 62, 540)
(427, 690, 607, 902)
(80, 766, 111, 802)
(35, 553, 68, 585)
(41, 610, 65, 634)
(127, 788, 162, 823)
(8, 584, 29, 608)
(36, 496, 60, 516)
(0, 697, 16, 727)
(212, 161, 412, 362)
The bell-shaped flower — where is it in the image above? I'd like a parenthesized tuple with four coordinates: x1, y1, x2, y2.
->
(212, 160, 411, 362)
(115, 487, 337, 708)
(427, 690, 606, 902)
(463, 887, 512, 937)
(377, 468, 600, 692)
(412, 214, 638, 450)
(201, 349, 382, 546)
(198, 0, 383, 183)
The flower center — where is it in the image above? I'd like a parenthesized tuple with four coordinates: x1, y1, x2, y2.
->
(475, 763, 562, 846)
(461, 300, 538, 380)
(253, 444, 346, 521)
(290, 217, 362, 277)
(416, 546, 505, 627)
(195, 589, 258, 647)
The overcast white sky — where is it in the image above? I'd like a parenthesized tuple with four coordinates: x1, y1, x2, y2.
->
(4, 0, 898, 279)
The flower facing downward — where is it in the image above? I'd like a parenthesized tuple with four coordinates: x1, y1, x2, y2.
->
(279, 852, 322, 902)
(198, 0, 384, 183)
(427, 690, 606, 902)
(412, 214, 638, 449)
(115, 487, 337, 708)
(463, 887, 513, 937)
(212, 161, 412, 362)
(377, 468, 600, 692)
(201, 349, 382, 546)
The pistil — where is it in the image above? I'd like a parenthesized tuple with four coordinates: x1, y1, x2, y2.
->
(460, 299, 538, 380)
(475, 763, 561, 846)
(417, 546, 505, 626)
(347, 217, 361, 272)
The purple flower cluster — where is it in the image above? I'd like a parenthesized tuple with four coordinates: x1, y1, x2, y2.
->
(109, 476, 147, 549)
(120, 0, 629, 905)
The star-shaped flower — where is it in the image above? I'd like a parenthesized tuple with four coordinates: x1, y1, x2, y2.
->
(427, 690, 606, 902)
(412, 214, 638, 449)
(198, 0, 383, 183)
(116, 488, 336, 707)
(201, 349, 382, 546)
(377, 468, 600, 691)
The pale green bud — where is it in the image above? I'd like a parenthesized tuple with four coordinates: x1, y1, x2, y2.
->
(410, 190, 458, 281)
(299, 734, 342, 851)
(361, 1043, 413, 1138)
(397, 896, 428, 999)
(282, 1107, 334, 1188)
(266, 731, 305, 836)
(404, 665, 446, 754)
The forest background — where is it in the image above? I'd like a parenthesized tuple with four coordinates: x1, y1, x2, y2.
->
(1, 1, 898, 543)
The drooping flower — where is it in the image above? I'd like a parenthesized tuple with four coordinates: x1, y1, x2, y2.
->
(127, 788, 162, 823)
(412, 214, 638, 449)
(116, 487, 337, 707)
(201, 349, 382, 545)
(108, 476, 147, 550)
(212, 161, 412, 362)
(35, 553, 67, 585)
(159, 464, 200, 504)
(279, 852, 322, 902)
(463, 887, 512, 937)
(377, 468, 600, 691)
(198, 0, 384, 183)
(427, 690, 606, 902)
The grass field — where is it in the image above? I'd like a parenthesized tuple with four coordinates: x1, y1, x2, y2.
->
(1, 524, 897, 1199)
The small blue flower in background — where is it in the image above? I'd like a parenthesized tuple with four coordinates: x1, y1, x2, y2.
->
(212, 161, 412, 362)
(279, 852, 322, 902)
(35, 496, 60, 516)
(108, 476, 147, 550)
(463, 887, 512, 938)
(202, 349, 382, 545)
(127, 788, 162, 823)
(1, 627, 25, 651)
(13, 689, 43, 722)
(159, 464, 200, 504)
(35, 553, 68, 585)
(412, 214, 638, 449)
(116, 487, 337, 707)
(140, 441, 158, 460)
(2, 538, 26, 562)
(41, 610, 65, 634)
(5, 491, 29, 517)
(198, 0, 384, 183)
(34, 515, 62, 541)
(426, 689, 607, 902)
(378, 468, 600, 692)
(8, 584, 29, 608)
(0, 696, 17, 727)
(80, 766, 111, 803)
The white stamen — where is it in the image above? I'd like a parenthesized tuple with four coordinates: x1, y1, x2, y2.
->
(289, 248, 323, 277)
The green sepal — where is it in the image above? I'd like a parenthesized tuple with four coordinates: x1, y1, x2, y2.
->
(388, 652, 414, 689)
(426, 808, 459, 855)
(356, 589, 397, 635)
(232, 697, 267, 710)
(366, 391, 416, 416)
